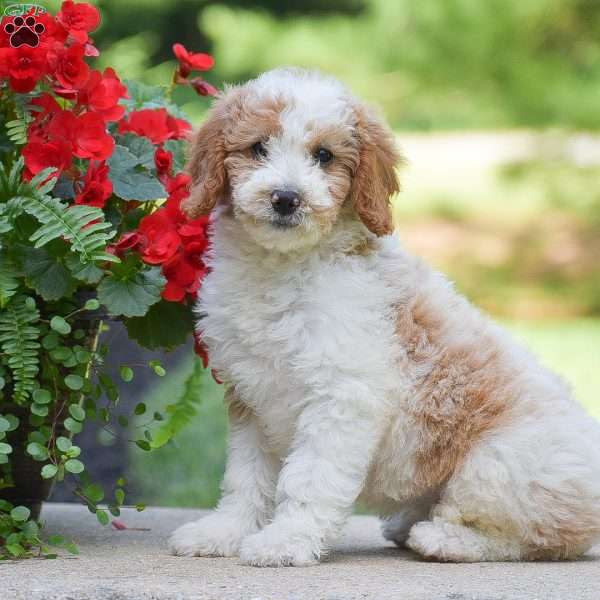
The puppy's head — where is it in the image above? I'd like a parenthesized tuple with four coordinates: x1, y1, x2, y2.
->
(183, 68, 400, 252)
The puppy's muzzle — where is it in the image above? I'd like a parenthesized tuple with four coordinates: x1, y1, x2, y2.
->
(271, 189, 300, 217)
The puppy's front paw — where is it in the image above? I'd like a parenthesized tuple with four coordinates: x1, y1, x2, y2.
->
(169, 513, 251, 557)
(239, 526, 319, 567)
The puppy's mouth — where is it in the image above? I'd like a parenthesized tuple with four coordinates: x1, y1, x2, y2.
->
(271, 215, 303, 229)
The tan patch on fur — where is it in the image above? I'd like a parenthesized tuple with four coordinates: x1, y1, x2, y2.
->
(349, 104, 401, 236)
(396, 293, 511, 493)
(345, 236, 378, 257)
(182, 90, 285, 219)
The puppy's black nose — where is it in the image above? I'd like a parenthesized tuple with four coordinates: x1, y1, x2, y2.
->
(271, 189, 300, 216)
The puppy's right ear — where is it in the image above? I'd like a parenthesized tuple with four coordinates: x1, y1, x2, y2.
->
(182, 97, 230, 219)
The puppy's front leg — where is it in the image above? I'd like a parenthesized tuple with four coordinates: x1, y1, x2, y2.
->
(239, 399, 383, 567)
(169, 390, 278, 557)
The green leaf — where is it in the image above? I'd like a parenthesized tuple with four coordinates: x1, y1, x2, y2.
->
(135, 439, 151, 451)
(19, 244, 77, 301)
(120, 134, 156, 169)
(96, 509, 109, 526)
(98, 265, 165, 318)
(50, 316, 71, 336)
(30, 403, 48, 417)
(0, 295, 40, 402)
(125, 300, 194, 350)
(17, 187, 117, 264)
(0, 442, 13, 454)
(68, 404, 85, 421)
(64, 459, 84, 474)
(10, 506, 30, 522)
(64, 418, 83, 434)
(33, 389, 52, 404)
(0, 260, 19, 309)
(84, 299, 100, 311)
(42, 332, 60, 350)
(83, 484, 104, 503)
(150, 357, 205, 449)
(108, 145, 166, 201)
(56, 437, 72, 452)
(26, 442, 47, 458)
(41, 464, 58, 479)
(115, 488, 125, 505)
(134, 402, 146, 415)
(119, 366, 134, 382)
(122, 79, 168, 111)
(64, 375, 84, 391)
(0, 417, 10, 432)
(65, 255, 105, 284)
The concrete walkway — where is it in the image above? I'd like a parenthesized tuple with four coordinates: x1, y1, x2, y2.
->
(3, 503, 600, 600)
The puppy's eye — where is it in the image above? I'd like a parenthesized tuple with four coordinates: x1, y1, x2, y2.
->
(252, 141, 268, 159)
(314, 148, 333, 166)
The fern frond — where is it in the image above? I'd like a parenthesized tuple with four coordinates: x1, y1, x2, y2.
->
(0, 295, 40, 403)
(0, 255, 19, 308)
(150, 357, 205, 448)
(0, 159, 117, 264)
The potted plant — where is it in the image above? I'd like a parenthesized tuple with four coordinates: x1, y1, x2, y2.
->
(0, 1, 217, 558)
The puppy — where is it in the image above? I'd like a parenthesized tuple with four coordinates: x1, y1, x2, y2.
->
(169, 67, 600, 566)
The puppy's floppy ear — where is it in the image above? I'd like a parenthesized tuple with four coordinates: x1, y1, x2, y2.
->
(350, 104, 401, 236)
(182, 96, 230, 219)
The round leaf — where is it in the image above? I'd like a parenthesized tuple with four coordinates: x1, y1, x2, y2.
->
(96, 509, 109, 526)
(33, 389, 52, 404)
(64, 375, 84, 391)
(134, 402, 146, 416)
(119, 366, 134, 382)
(64, 459, 84, 474)
(83, 484, 104, 503)
(56, 436, 72, 452)
(10, 506, 31, 522)
(0, 442, 13, 454)
(84, 299, 100, 311)
(64, 418, 83, 434)
(0, 417, 10, 432)
(41, 464, 58, 479)
(50, 316, 71, 336)
(68, 404, 85, 421)
(31, 404, 49, 417)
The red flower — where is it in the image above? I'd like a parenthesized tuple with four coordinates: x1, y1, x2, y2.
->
(118, 108, 191, 144)
(107, 232, 141, 257)
(77, 68, 128, 121)
(154, 147, 173, 180)
(75, 161, 113, 208)
(138, 210, 181, 265)
(73, 112, 115, 160)
(190, 78, 219, 97)
(166, 173, 192, 208)
(162, 252, 205, 302)
(56, 1, 101, 44)
(172, 43, 214, 78)
(47, 42, 90, 90)
(22, 138, 73, 179)
(0, 46, 47, 93)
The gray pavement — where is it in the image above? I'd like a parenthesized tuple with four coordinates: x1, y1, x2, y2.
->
(2, 503, 599, 600)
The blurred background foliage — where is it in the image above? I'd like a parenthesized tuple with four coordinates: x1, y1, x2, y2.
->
(45, 0, 600, 508)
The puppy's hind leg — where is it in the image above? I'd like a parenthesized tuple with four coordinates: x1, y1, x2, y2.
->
(381, 493, 437, 547)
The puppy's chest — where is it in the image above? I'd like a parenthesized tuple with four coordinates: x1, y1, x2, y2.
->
(200, 253, 400, 448)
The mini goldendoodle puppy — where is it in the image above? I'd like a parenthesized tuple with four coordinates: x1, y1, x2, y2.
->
(169, 67, 600, 566)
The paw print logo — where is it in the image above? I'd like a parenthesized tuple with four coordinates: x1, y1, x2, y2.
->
(4, 15, 45, 48)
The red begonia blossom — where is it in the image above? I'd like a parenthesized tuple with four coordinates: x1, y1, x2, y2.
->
(172, 43, 214, 78)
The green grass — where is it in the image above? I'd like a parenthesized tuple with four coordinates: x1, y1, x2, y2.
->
(129, 320, 600, 508)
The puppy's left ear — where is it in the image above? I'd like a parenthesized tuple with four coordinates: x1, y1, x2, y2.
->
(350, 104, 401, 236)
